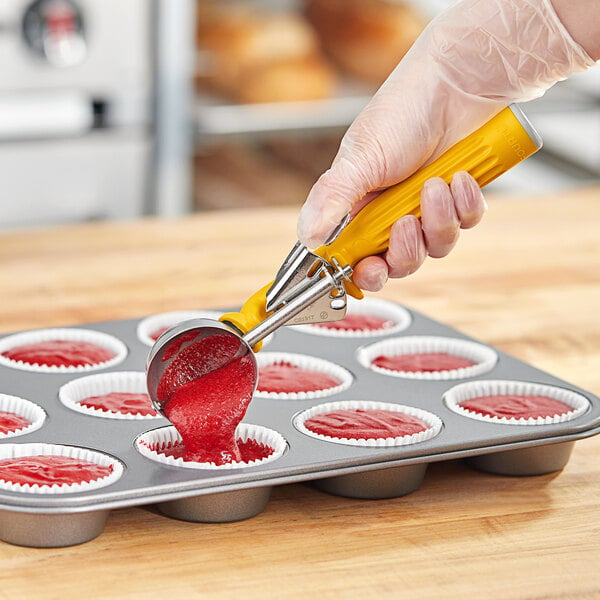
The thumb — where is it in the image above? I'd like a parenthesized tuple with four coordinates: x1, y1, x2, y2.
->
(296, 84, 439, 249)
(296, 158, 373, 249)
(297, 93, 407, 248)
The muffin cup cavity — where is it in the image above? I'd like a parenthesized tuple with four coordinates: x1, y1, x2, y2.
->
(294, 400, 443, 447)
(0, 328, 127, 373)
(59, 371, 161, 420)
(255, 352, 353, 400)
(0, 394, 46, 439)
(444, 380, 590, 425)
(0, 443, 124, 494)
(357, 335, 498, 380)
(135, 424, 287, 470)
(296, 296, 412, 338)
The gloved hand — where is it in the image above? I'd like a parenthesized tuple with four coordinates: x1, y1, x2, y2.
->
(297, 0, 594, 291)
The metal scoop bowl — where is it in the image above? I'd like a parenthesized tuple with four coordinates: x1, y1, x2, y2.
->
(146, 318, 260, 416)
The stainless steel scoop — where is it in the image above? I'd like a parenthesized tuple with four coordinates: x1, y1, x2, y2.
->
(146, 254, 353, 414)
(146, 105, 542, 413)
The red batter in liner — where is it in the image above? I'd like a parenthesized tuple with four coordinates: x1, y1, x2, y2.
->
(158, 333, 262, 465)
(0, 411, 31, 435)
(303, 408, 428, 439)
(257, 361, 341, 394)
(2, 340, 115, 368)
(372, 352, 476, 372)
(155, 438, 273, 463)
(149, 326, 170, 341)
(0, 455, 113, 486)
(315, 313, 395, 332)
(80, 392, 157, 417)
(459, 394, 572, 419)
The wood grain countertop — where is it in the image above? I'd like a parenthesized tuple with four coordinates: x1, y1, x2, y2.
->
(1, 186, 599, 599)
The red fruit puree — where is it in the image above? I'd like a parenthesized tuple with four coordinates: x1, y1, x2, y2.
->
(0, 411, 31, 435)
(157, 333, 266, 465)
(304, 408, 427, 439)
(460, 394, 572, 419)
(257, 361, 340, 393)
(373, 352, 475, 372)
(0, 455, 112, 486)
(2, 340, 115, 367)
(80, 392, 157, 416)
(315, 313, 395, 332)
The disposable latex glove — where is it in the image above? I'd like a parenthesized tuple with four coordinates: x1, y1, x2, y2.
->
(297, 0, 595, 291)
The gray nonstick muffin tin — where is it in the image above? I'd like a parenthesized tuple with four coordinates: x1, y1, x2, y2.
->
(0, 299, 599, 548)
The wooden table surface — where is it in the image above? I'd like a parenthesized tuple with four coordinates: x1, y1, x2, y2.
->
(1, 187, 599, 599)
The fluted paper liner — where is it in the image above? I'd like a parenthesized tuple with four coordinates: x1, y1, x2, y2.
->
(294, 400, 443, 447)
(297, 296, 412, 338)
(357, 335, 497, 380)
(0, 394, 46, 439)
(0, 443, 124, 494)
(444, 379, 590, 425)
(0, 328, 127, 373)
(136, 424, 287, 470)
(255, 352, 353, 400)
(59, 371, 161, 420)
(137, 309, 275, 348)
(136, 310, 222, 346)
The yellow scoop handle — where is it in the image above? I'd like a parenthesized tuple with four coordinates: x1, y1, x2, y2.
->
(221, 105, 542, 336)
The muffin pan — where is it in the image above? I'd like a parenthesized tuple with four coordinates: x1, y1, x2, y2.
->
(0, 299, 599, 547)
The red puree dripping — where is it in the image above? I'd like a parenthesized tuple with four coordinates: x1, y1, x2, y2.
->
(373, 352, 475, 372)
(316, 313, 395, 332)
(80, 392, 157, 416)
(304, 409, 427, 439)
(0, 411, 31, 434)
(157, 333, 260, 465)
(257, 361, 340, 393)
(2, 340, 115, 367)
(0, 456, 112, 486)
(460, 394, 571, 419)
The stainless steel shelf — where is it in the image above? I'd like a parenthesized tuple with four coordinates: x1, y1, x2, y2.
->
(195, 87, 372, 140)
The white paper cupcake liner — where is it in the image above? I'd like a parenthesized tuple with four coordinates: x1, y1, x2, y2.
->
(295, 296, 412, 338)
(444, 380, 590, 425)
(59, 371, 161, 420)
(356, 335, 498, 380)
(0, 328, 127, 373)
(0, 443, 124, 494)
(137, 309, 274, 350)
(293, 400, 443, 447)
(135, 424, 287, 470)
(0, 394, 46, 439)
(136, 310, 222, 346)
(255, 352, 353, 400)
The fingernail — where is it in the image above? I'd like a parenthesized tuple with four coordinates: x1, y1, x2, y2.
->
(422, 177, 451, 208)
(371, 266, 388, 291)
(453, 171, 488, 212)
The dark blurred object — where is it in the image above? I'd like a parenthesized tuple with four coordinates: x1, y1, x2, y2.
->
(305, 0, 427, 85)
(196, 2, 337, 103)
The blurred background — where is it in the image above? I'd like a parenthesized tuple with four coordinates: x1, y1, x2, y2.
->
(0, 0, 598, 230)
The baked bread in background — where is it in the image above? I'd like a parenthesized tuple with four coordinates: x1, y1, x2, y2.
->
(196, 2, 337, 103)
(304, 0, 427, 85)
